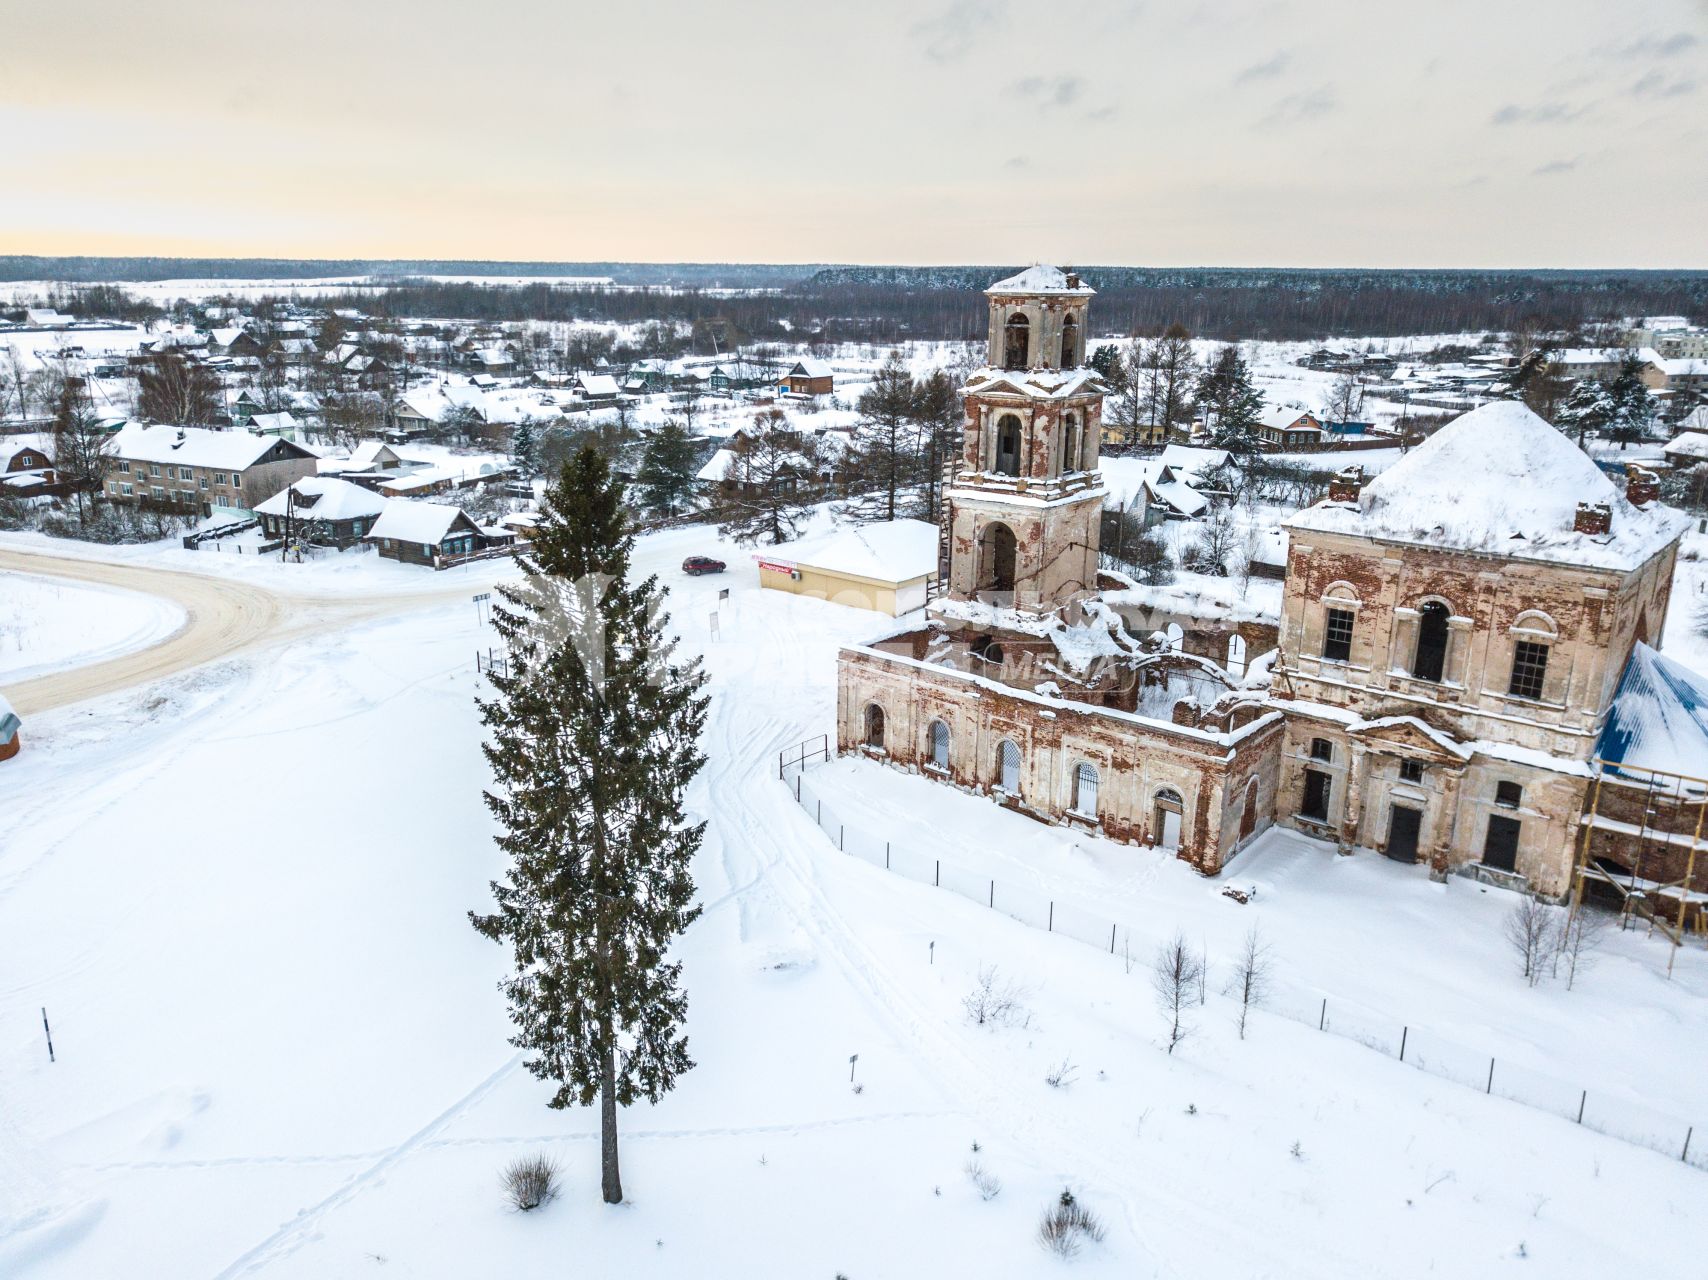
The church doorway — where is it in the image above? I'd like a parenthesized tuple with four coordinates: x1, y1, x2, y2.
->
(977, 522, 1018, 596)
(1154, 788, 1184, 850)
(1386, 804, 1422, 863)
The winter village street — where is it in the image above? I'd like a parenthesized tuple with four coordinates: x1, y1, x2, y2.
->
(2, 504, 1705, 1278)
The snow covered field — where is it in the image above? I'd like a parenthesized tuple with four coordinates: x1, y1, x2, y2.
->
(3, 516, 1706, 1277)
(0, 569, 184, 683)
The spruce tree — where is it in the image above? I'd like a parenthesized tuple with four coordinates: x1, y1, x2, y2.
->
(841, 350, 919, 523)
(635, 418, 700, 516)
(511, 419, 538, 477)
(1196, 347, 1265, 458)
(472, 445, 708, 1205)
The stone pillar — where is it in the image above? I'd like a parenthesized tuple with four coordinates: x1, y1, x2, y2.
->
(1340, 743, 1367, 854)
(1444, 615, 1473, 688)
(1390, 607, 1419, 678)
(1430, 766, 1466, 882)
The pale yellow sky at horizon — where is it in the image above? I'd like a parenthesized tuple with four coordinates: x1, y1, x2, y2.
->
(3, 0, 1706, 267)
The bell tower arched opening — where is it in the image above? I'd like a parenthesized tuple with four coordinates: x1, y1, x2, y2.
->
(1003, 314, 1030, 370)
(977, 522, 1018, 596)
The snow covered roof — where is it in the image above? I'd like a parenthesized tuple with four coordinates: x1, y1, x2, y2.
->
(773, 519, 940, 584)
(1259, 407, 1318, 432)
(109, 423, 312, 471)
(696, 447, 739, 483)
(366, 501, 473, 546)
(1554, 347, 1664, 367)
(964, 367, 1106, 400)
(985, 265, 1095, 296)
(248, 411, 298, 435)
(1284, 401, 1690, 572)
(1596, 643, 1708, 782)
(1157, 445, 1229, 478)
(1662, 432, 1708, 461)
(1, 437, 53, 468)
(1149, 477, 1208, 518)
(254, 477, 388, 521)
(575, 373, 620, 396)
(788, 358, 833, 380)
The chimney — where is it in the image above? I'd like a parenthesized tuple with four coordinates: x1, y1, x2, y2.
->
(1574, 501, 1612, 535)
(1065, 269, 1081, 289)
(1327, 464, 1364, 504)
(1625, 463, 1659, 509)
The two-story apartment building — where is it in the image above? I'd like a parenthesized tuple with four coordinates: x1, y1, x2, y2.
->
(103, 423, 319, 515)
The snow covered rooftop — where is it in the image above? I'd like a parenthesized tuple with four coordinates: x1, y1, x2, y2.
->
(109, 423, 310, 472)
(696, 447, 738, 483)
(366, 501, 472, 546)
(1284, 401, 1689, 572)
(575, 373, 620, 396)
(1596, 643, 1708, 783)
(964, 366, 1106, 400)
(1157, 445, 1229, 479)
(1662, 432, 1708, 461)
(985, 265, 1095, 296)
(789, 358, 833, 379)
(774, 519, 939, 584)
(254, 477, 388, 522)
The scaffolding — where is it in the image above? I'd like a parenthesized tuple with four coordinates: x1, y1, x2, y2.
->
(1569, 757, 1708, 977)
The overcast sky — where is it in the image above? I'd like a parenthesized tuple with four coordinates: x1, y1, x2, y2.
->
(3, 0, 1705, 267)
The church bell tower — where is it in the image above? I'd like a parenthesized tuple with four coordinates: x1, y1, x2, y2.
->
(939, 265, 1108, 614)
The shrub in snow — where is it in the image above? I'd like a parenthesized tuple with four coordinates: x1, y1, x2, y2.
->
(963, 965, 1027, 1027)
(966, 1158, 1002, 1201)
(503, 1154, 561, 1211)
(1045, 1057, 1078, 1089)
(1037, 1188, 1106, 1258)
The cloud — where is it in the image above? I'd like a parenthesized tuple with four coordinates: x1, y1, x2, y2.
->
(1235, 51, 1290, 84)
(1630, 70, 1698, 98)
(1007, 75, 1084, 109)
(912, 0, 1010, 63)
(1533, 157, 1579, 175)
(1604, 31, 1699, 59)
(1004, 155, 1030, 170)
(1490, 101, 1587, 125)
(1261, 85, 1337, 127)
(1084, 104, 1120, 123)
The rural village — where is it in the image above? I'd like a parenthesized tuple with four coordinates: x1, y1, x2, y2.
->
(4, 2, 1708, 1276)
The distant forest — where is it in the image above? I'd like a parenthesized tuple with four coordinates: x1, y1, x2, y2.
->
(6, 256, 1704, 344)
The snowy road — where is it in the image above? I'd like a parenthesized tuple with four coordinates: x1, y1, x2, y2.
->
(0, 547, 487, 717)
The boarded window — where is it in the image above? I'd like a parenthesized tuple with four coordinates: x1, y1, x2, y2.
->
(1398, 759, 1424, 784)
(997, 739, 1021, 793)
(1310, 737, 1333, 762)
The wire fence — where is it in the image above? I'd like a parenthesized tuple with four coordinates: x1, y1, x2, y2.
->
(782, 747, 1705, 1172)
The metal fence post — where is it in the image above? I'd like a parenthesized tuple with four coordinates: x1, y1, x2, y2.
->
(988, 880, 994, 908)
(1319, 999, 1327, 1031)
(1577, 1091, 1587, 1124)
(1399, 1027, 1408, 1062)
(1048, 902, 1054, 932)
(885, 841, 890, 869)
(1684, 1127, 1694, 1164)
(1486, 1058, 1495, 1094)
(817, 800, 822, 824)
(795, 776, 801, 803)
(934, 860, 940, 887)
(1109, 923, 1117, 954)
(839, 825, 844, 851)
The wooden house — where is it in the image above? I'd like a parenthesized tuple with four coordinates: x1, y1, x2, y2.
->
(364, 501, 489, 567)
(781, 358, 834, 397)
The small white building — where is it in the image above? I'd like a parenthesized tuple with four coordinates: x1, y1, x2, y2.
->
(754, 519, 939, 616)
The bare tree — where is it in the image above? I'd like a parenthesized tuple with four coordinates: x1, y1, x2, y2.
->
(962, 965, 1028, 1027)
(1184, 503, 1241, 576)
(712, 408, 819, 546)
(137, 352, 222, 425)
(1557, 904, 1609, 990)
(1503, 896, 1561, 987)
(1322, 372, 1366, 424)
(1226, 924, 1273, 1040)
(1151, 932, 1204, 1053)
(51, 377, 112, 524)
(1143, 324, 1198, 439)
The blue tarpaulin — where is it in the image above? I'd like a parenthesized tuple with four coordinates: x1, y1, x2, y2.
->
(1595, 642, 1708, 781)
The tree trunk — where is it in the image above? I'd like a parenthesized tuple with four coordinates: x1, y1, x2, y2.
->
(599, 1032, 622, 1203)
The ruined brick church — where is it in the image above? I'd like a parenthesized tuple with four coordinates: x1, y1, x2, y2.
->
(835, 265, 1695, 901)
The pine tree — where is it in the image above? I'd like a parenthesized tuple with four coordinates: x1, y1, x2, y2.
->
(1195, 347, 1265, 458)
(1555, 378, 1612, 450)
(635, 418, 700, 516)
(841, 350, 918, 523)
(1604, 355, 1658, 449)
(1088, 343, 1123, 385)
(511, 420, 539, 477)
(472, 446, 708, 1205)
(713, 408, 818, 545)
(911, 368, 962, 520)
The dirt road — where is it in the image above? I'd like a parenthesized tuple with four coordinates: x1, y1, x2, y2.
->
(0, 548, 466, 718)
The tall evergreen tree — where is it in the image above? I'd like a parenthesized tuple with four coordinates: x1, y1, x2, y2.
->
(472, 446, 708, 1205)
(841, 350, 918, 523)
(1195, 346, 1265, 457)
(1555, 378, 1612, 450)
(1141, 324, 1197, 441)
(511, 419, 539, 477)
(1604, 355, 1658, 449)
(911, 368, 962, 520)
(635, 418, 701, 516)
(1088, 342, 1123, 386)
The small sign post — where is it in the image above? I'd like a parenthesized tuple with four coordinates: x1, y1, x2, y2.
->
(709, 612, 721, 641)
(718, 587, 730, 603)
(849, 1053, 859, 1083)
(472, 592, 492, 624)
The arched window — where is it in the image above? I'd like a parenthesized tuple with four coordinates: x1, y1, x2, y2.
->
(929, 719, 950, 769)
(1413, 601, 1450, 683)
(1227, 632, 1248, 677)
(1060, 313, 1079, 368)
(1003, 313, 1030, 370)
(1072, 762, 1100, 817)
(1153, 787, 1184, 850)
(1061, 412, 1080, 474)
(1239, 777, 1259, 839)
(863, 703, 885, 749)
(994, 414, 1022, 475)
(997, 739, 1022, 793)
(977, 522, 1018, 596)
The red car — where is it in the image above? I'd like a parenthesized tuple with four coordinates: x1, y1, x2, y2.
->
(682, 555, 727, 576)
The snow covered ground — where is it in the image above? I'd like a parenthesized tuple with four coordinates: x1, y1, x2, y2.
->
(3, 514, 1706, 1278)
(0, 569, 184, 682)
